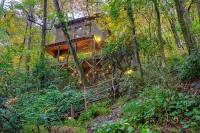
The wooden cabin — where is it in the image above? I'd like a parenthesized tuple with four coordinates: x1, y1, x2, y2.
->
(45, 15, 109, 82)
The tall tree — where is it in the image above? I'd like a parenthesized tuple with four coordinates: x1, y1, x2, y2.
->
(174, 0, 197, 54)
(126, 0, 143, 76)
(196, 0, 200, 20)
(52, 0, 88, 86)
(168, 17, 183, 49)
(41, 0, 47, 51)
(152, 0, 166, 66)
(39, 0, 48, 88)
(24, 5, 33, 76)
(162, 0, 183, 49)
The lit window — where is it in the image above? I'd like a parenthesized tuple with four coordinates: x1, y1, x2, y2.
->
(75, 26, 83, 38)
(84, 25, 91, 36)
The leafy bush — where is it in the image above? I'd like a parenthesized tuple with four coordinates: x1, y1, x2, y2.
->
(167, 55, 184, 74)
(78, 102, 111, 123)
(0, 105, 22, 133)
(13, 88, 83, 126)
(143, 63, 175, 87)
(169, 93, 200, 129)
(120, 71, 143, 97)
(121, 86, 200, 130)
(180, 53, 200, 80)
(122, 86, 172, 125)
(93, 119, 134, 133)
(115, 96, 128, 108)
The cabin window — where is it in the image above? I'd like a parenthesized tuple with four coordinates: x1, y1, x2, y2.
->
(84, 24, 91, 36)
(74, 26, 83, 38)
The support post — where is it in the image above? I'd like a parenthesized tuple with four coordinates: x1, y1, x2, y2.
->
(57, 46, 60, 62)
(92, 36, 96, 83)
(70, 103, 75, 118)
(83, 86, 87, 110)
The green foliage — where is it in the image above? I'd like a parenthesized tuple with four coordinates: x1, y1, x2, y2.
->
(0, 45, 14, 96)
(22, 125, 46, 133)
(120, 71, 143, 97)
(15, 0, 39, 10)
(0, 105, 22, 133)
(167, 54, 184, 74)
(138, 35, 157, 57)
(169, 93, 200, 129)
(0, 45, 75, 97)
(78, 102, 111, 123)
(13, 88, 83, 126)
(102, 35, 127, 55)
(32, 57, 76, 89)
(115, 96, 128, 108)
(122, 86, 171, 125)
(93, 119, 134, 133)
(143, 62, 176, 87)
(192, 20, 200, 35)
(122, 86, 200, 130)
(180, 53, 200, 80)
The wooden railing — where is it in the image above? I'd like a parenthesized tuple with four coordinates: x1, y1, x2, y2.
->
(68, 78, 120, 118)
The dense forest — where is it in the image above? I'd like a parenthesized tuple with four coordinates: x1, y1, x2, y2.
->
(0, 0, 200, 132)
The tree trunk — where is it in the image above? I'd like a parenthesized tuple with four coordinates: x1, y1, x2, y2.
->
(168, 17, 183, 49)
(25, 6, 33, 76)
(39, 0, 48, 88)
(174, 0, 197, 54)
(197, 0, 200, 20)
(126, 0, 143, 76)
(153, 0, 166, 66)
(52, 0, 88, 86)
(41, 0, 47, 52)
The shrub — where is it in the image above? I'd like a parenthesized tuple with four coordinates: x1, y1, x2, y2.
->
(0, 104, 22, 132)
(13, 87, 83, 126)
(78, 102, 111, 123)
(169, 93, 200, 129)
(93, 119, 134, 133)
(143, 63, 175, 87)
(122, 86, 172, 125)
(167, 55, 184, 74)
(120, 71, 143, 97)
(121, 86, 200, 130)
(180, 53, 200, 80)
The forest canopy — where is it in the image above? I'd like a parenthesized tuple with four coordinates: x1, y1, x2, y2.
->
(0, 0, 200, 132)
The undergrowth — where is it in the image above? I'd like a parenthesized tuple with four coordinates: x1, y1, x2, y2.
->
(78, 101, 111, 124)
(121, 86, 200, 131)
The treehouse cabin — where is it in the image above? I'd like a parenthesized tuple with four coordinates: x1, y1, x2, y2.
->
(45, 15, 109, 82)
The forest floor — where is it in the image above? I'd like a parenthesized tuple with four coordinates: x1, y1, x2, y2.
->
(178, 78, 200, 94)
(91, 105, 120, 124)
(87, 105, 121, 133)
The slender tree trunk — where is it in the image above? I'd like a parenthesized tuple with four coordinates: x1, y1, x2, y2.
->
(41, 0, 47, 52)
(196, 0, 200, 20)
(25, 6, 33, 76)
(126, 0, 143, 76)
(18, 24, 28, 68)
(174, 0, 197, 54)
(153, 0, 166, 66)
(168, 17, 184, 49)
(39, 0, 48, 88)
(52, 0, 88, 86)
